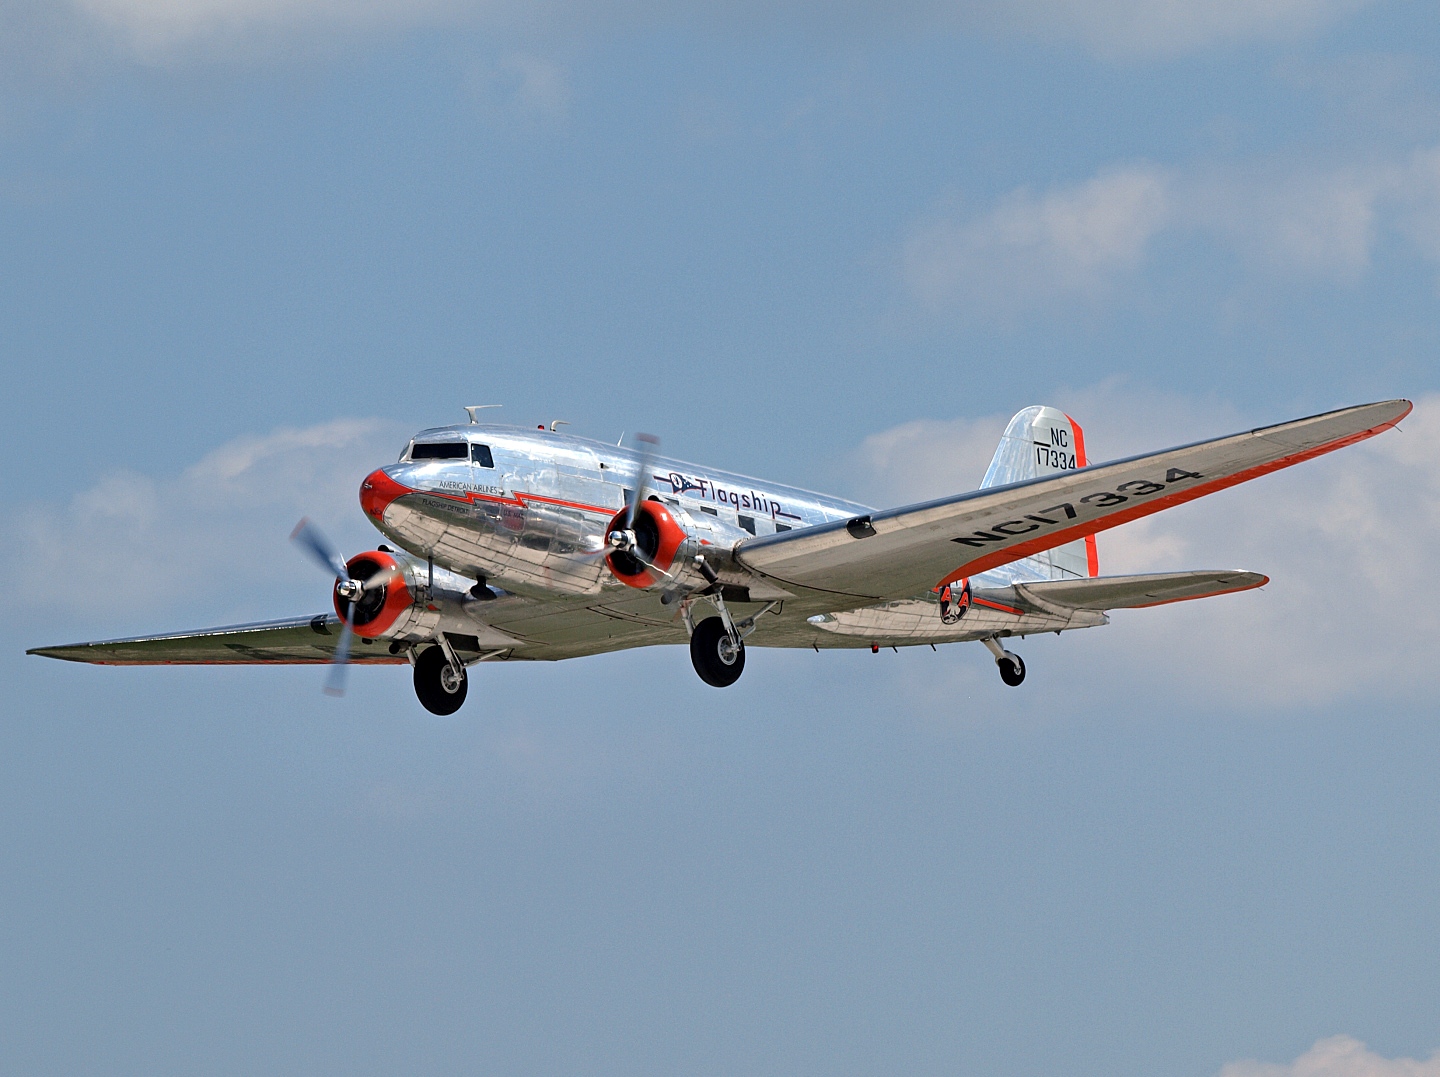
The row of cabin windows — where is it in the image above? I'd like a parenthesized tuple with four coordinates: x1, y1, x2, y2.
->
(737, 515, 793, 535)
(407, 445, 801, 529)
(408, 443, 495, 468)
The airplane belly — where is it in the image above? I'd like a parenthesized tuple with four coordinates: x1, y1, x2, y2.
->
(806, 594, 1104, 643)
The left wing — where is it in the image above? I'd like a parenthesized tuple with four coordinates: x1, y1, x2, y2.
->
(27, 615, 407, 665)
(736, 399, 1410, 602)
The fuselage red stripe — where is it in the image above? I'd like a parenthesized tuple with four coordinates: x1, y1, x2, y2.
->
(413, 486, 614, 517)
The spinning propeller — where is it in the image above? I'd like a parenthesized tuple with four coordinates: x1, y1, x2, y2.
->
(602, 433, 675, 582)
(290, 517, 401, 696)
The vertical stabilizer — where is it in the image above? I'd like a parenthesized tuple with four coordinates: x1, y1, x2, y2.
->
(978, 406, 1099, 582)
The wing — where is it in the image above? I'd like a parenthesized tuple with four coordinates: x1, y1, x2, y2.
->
(26, 615, 408, 665)
(28, 596, 693, 667)
(736, 399, 1410, 602)
(999, 570, 1268, 611)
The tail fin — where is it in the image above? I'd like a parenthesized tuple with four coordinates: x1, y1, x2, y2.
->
(979, 406, 1099, 582)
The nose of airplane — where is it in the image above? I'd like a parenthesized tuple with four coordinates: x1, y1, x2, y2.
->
(359, 467, 411, 522)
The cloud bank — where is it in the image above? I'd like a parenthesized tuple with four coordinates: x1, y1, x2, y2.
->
(12, 384, 1430, 711)
(9, 0, 1378, 62)
(8, 418, 403, 625)
(855, 384, 1434, 707)
(905, 148, 1440, 317)
(1220, 1035, 1440, 1077)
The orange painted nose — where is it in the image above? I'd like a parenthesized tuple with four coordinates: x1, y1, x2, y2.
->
(359, 469, 410, 521)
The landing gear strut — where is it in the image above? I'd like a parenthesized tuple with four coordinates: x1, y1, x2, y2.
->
(983, 637, 1026, 687)
(413, 643, 468, 714)
(681, 567, 782, 688)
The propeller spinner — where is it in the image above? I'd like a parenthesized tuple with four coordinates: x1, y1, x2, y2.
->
(290, 518, 401, 696)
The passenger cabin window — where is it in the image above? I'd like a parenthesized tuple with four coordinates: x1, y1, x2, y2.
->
(738, 515, 756, 535)
(775, 523, 792, 533)
(472, 444, 495, 468)
(410, 442, 468, 460)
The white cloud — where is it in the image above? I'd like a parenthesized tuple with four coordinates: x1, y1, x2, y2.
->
(851, 413, 1008, 505)
(16, 392, 1432, 710)
(850, 380, 1245, 505)
(466, 52, 571, 123)
(1392, 147, 1440, 261)
(907, 147, 1440, 316)
(69, 0, 462, 54)
(1190, 164, 1389, 281)
(12, 0, 1377, 62)
(855, 384, 1434, 707)
(8, 417, 404, 625)
(1002, 0, 1374, 58)
(1219, 1035, 1440, 1077)
(904, 165, 1173, 313)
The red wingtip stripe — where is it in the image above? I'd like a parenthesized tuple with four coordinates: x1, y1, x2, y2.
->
(1128, 575, 1270, 608)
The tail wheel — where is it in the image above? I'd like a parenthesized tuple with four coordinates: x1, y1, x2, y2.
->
(690, 616, 745, 688)
(414, 645, 468, 715)
(997, 653, 1026, 687)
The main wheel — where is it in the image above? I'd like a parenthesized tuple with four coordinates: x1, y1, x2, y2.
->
(997, 652, 1026, 687)
(689, 616, 746, 687)
(414, 645, 468, 715)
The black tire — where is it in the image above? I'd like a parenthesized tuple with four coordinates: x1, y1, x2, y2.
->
(414, 645, 468, 715)
(689, 616, 745, 688)
(998, 652, 1026, 687)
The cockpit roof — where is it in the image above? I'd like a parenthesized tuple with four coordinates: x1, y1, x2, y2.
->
(406, 424, 609, 449)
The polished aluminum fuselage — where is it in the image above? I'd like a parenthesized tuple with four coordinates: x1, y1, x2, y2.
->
(353, 423, 1109, 658)
(368, 424, 869, 599)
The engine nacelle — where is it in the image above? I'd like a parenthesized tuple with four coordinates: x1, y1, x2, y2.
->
(605, 500, 698, 589)
(332, 551, 425, 639)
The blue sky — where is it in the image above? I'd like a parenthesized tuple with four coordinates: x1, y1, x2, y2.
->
(3, 3, 1440, 1075)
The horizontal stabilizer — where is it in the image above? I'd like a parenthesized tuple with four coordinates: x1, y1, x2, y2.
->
(1004, 570, 1267, 612)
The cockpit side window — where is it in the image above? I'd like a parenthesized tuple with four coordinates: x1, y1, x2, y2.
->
(410, 442, 469, 460)
(472, 444, 495, 468)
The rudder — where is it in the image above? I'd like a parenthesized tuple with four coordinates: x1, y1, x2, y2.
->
(979, 406, 1099, 581)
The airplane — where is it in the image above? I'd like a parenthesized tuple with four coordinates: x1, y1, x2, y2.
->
(29, 398, 1411, 714)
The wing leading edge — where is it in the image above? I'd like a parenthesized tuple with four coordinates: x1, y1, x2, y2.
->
(27, 615, 408, 665)
(736, 399, 1411, 602)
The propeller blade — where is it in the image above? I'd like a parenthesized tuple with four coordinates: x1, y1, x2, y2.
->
(291, 518, 349, 579)
(626, 547, 676, 584)
(324, 607, 356, 697)
(623, 433, 660, 530)
(359, 565, 403, 592)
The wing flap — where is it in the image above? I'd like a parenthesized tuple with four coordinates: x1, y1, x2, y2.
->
(736, 399, 1409, 602)
(1007, 570, 1267, 612)
(27, 615, 406, 665)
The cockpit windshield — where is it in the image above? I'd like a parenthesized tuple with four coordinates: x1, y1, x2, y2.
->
(408, 442, 469, 460)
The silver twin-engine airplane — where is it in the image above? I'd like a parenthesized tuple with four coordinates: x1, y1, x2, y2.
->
(29, 398, 1412, 714)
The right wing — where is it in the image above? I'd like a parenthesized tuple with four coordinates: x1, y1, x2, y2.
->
(736, 399, 1410, 603)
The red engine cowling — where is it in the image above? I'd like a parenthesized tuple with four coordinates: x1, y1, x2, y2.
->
(333, 551, 414, 638)
(605, 500, 691, 589)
